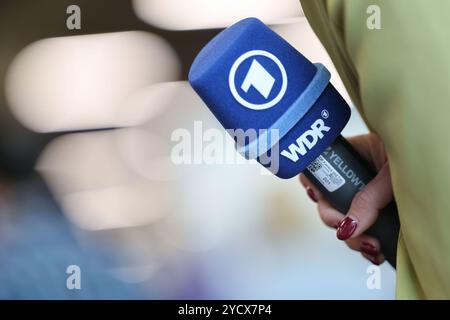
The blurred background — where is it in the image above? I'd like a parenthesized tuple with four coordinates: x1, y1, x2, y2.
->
(0, 0, 395, 299)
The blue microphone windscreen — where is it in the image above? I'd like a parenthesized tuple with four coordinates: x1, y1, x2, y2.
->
(189, 17, 350, 178)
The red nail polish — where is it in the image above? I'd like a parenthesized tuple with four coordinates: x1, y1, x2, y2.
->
(361, 242, 379, 256)
(367, 255, 381, 266)
(336, 217, 357, 240)
(306, 187, 317, 203)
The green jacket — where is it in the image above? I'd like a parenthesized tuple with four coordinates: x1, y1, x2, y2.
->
(300, 0, 450, 299)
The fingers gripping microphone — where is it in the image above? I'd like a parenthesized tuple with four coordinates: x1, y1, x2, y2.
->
(188, 18, 400, 267)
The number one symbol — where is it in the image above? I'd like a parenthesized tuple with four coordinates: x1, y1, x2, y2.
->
(240, 59, 275, 99)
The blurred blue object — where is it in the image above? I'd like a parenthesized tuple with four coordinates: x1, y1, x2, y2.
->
(0, 175, 143, 299)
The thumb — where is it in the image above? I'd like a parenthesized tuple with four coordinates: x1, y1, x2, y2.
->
(336, 162, 393, 240)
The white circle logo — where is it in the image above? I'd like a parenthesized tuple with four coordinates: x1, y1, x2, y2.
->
(228, 50, 287, 110)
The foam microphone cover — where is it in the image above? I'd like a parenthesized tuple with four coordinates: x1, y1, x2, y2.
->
(189, 18, 350, 178)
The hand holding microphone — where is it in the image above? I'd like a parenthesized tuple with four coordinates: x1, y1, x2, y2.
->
(300, 133, 393, 265)
(188, 17, 400, 267)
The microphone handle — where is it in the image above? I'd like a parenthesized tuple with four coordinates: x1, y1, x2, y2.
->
(302, 135, 400, 268)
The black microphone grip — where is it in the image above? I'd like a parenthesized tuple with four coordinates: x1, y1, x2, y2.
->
(302, 135, 400, 268)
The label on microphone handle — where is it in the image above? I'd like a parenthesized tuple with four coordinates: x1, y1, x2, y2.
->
(307, 155, 345, 192)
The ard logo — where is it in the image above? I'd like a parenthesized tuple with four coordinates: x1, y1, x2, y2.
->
(229, 50, 287, 110)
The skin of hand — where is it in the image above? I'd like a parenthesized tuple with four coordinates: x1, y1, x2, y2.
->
(299, 133, 393, 265)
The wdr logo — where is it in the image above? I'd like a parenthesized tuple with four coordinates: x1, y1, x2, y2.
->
(280, 118, 331, 162)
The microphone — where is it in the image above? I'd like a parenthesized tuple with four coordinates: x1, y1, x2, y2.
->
(188, 17, 400, 267)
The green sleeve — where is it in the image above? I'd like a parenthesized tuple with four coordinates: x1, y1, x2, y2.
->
(300, 0, 450, 299)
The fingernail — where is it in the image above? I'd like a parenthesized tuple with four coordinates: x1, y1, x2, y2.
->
(306, 187, 317, 203)
(365, 254, 381, 266)
(361, 242, 380, 256)
(336, 217, 357, 240)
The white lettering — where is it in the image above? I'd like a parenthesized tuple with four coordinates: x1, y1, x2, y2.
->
(280, 119, 330, 162)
